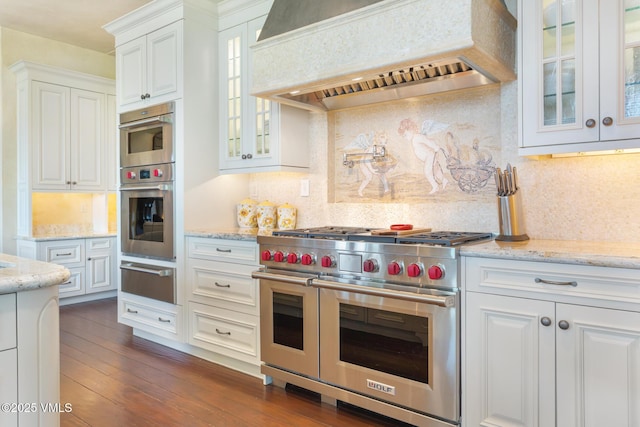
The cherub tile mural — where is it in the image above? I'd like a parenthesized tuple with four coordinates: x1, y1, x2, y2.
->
(331, 86, 501, 203)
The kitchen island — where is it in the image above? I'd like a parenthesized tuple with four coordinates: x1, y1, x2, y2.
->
(0, 253, 69, 427)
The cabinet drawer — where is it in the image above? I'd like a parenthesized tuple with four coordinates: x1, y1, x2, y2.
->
(188, 302, 259, 364)
(0, 294, 17, 351)
(120, 298, 178, 336)
(87, 237, 114, 252)
(187, 237, 258, 264)
(464, 257, 640, 309)
(41, 240, 84, 267)
(188, 262, 258, 314)
(58, 267, 85, 297)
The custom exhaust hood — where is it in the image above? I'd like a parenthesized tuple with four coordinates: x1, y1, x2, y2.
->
(251, 0, 516, 111)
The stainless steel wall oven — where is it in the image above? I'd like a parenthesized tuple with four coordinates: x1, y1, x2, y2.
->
(119, 102, 174, 168)
(119, 102, 177, 303)
(120, 163, 174, 260)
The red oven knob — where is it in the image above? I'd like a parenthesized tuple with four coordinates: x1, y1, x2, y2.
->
(261, 250, 272, 261)
(287, 253, 299, 264)
(428, 265, 444, 280)
(387, 261, 402, 275)
(363, 259, 378, 273)
(301, 254, 315, 265)
(153, 169, 163, 177)
(126, 171, 136, 180)
(321, 255, 335, 268)
(407, 263, 423, 277)
(273, 251, 285, 263)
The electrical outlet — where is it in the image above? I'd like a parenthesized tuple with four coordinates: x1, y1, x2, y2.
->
(300, 179, 310, 197)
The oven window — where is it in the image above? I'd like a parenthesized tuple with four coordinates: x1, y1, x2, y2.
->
(339, 303, 428, 384)
(127, 127, 164, 155)
(272, 292, 303, 350)
(127, 196, 165, 242)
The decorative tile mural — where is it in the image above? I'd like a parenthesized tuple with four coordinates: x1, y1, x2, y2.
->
(331, 88, 502, 203)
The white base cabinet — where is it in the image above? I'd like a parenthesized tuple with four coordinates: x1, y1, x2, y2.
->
(186, 237, 260, 376)
(0, 287, 60, 427)
(464, 256, 640, 427)
(16, 237, 117, 304)
(119, 294, 181, 340)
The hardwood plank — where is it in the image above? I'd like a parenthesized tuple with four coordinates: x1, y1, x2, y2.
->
(60, 298, 408, 426)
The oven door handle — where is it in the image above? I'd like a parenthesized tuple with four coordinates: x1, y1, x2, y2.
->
(120, 263, 174, 277)
(251, 270, 315, 286)
(119, 115, 171, 129)
(120, 184, 172, 192)
(310, 278, 455, 308)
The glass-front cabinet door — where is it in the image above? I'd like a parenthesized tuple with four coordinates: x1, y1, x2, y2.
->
(219, 15, 276, 172)
(520, 0, 640, 154)
(600, 0, 640, 140)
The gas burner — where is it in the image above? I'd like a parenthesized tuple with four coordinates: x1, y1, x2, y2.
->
(272, 226, 374, 239)
(397, 231, 493, 246)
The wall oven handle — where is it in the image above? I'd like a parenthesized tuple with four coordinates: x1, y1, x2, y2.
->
(119, 115, 171, 129)
(120, 184, 171, 192)
(251, 270, 315, 286)
(310, 278, 455, 308)
(120, 263, 174, 277)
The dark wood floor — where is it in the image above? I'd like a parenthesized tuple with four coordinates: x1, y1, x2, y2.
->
(60, 298, 409, 426)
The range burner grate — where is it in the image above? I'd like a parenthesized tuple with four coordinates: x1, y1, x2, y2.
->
(397, 231, 493, 246)
(271, 226, 374, 239)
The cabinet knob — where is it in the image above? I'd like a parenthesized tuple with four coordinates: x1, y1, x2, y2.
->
(540, 316, 552, 327)
(558, 320, 570, 330)
(585, 119, 596, 128)
(246, 153, 253, 159)
(602, 116, 613, 126)
(146, 93, 151, 99)
(140, 94, 146, 100)
(241, 154, 247, 159)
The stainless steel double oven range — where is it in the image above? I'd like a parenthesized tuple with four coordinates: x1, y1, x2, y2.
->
(118, 102, 176, 304)
(253, 227, 492, 427)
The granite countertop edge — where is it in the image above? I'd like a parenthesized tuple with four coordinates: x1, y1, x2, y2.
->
(461, 239, 640, 270)
(0, 254, 71, 294)
(185, 228, 267, 241)
(186, 230, 640, 269)
(16, 232, 117, 242)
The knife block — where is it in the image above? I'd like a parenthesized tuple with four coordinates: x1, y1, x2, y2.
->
(496, 191, 529, 241)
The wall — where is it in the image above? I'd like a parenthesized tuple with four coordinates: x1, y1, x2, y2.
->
(249, 81, 640, 243)
(1, 27, 116, 254)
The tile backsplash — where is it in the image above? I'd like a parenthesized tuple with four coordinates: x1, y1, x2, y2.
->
(249, 82, 640, 243)
(31, 192, 117, 236)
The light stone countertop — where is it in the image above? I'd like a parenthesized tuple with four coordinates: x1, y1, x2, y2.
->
(186, 229, 640, 270)
(185, 228, 272, 241)
(461, 239, 640, 270)
(0, 253, 70, 294)
(17, 232, 116, 242)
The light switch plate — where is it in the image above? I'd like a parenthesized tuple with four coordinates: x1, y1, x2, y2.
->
(300, 179, 310, 197)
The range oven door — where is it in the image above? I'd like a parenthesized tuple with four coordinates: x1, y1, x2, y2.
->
(254, 270, 320, 379)
(120, 102, 174, 168)
(313, 278, 459, 423)
(120, 182, 174, 260)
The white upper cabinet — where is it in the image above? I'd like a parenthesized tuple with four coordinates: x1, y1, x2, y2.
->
(116, 21, 182, 111)
(11, 62, 114, 193)
(520, 0, 640, 155)
(33, 84, 105, 191)
(218, 2, 309, 174)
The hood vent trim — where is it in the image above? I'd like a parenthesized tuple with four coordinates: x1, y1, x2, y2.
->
(278, 58, 496, 111)
(251, 0, 517, 111)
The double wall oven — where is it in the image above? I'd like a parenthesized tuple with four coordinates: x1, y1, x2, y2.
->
(254, 227, 492, 427)
(119, 102, 176, 303)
